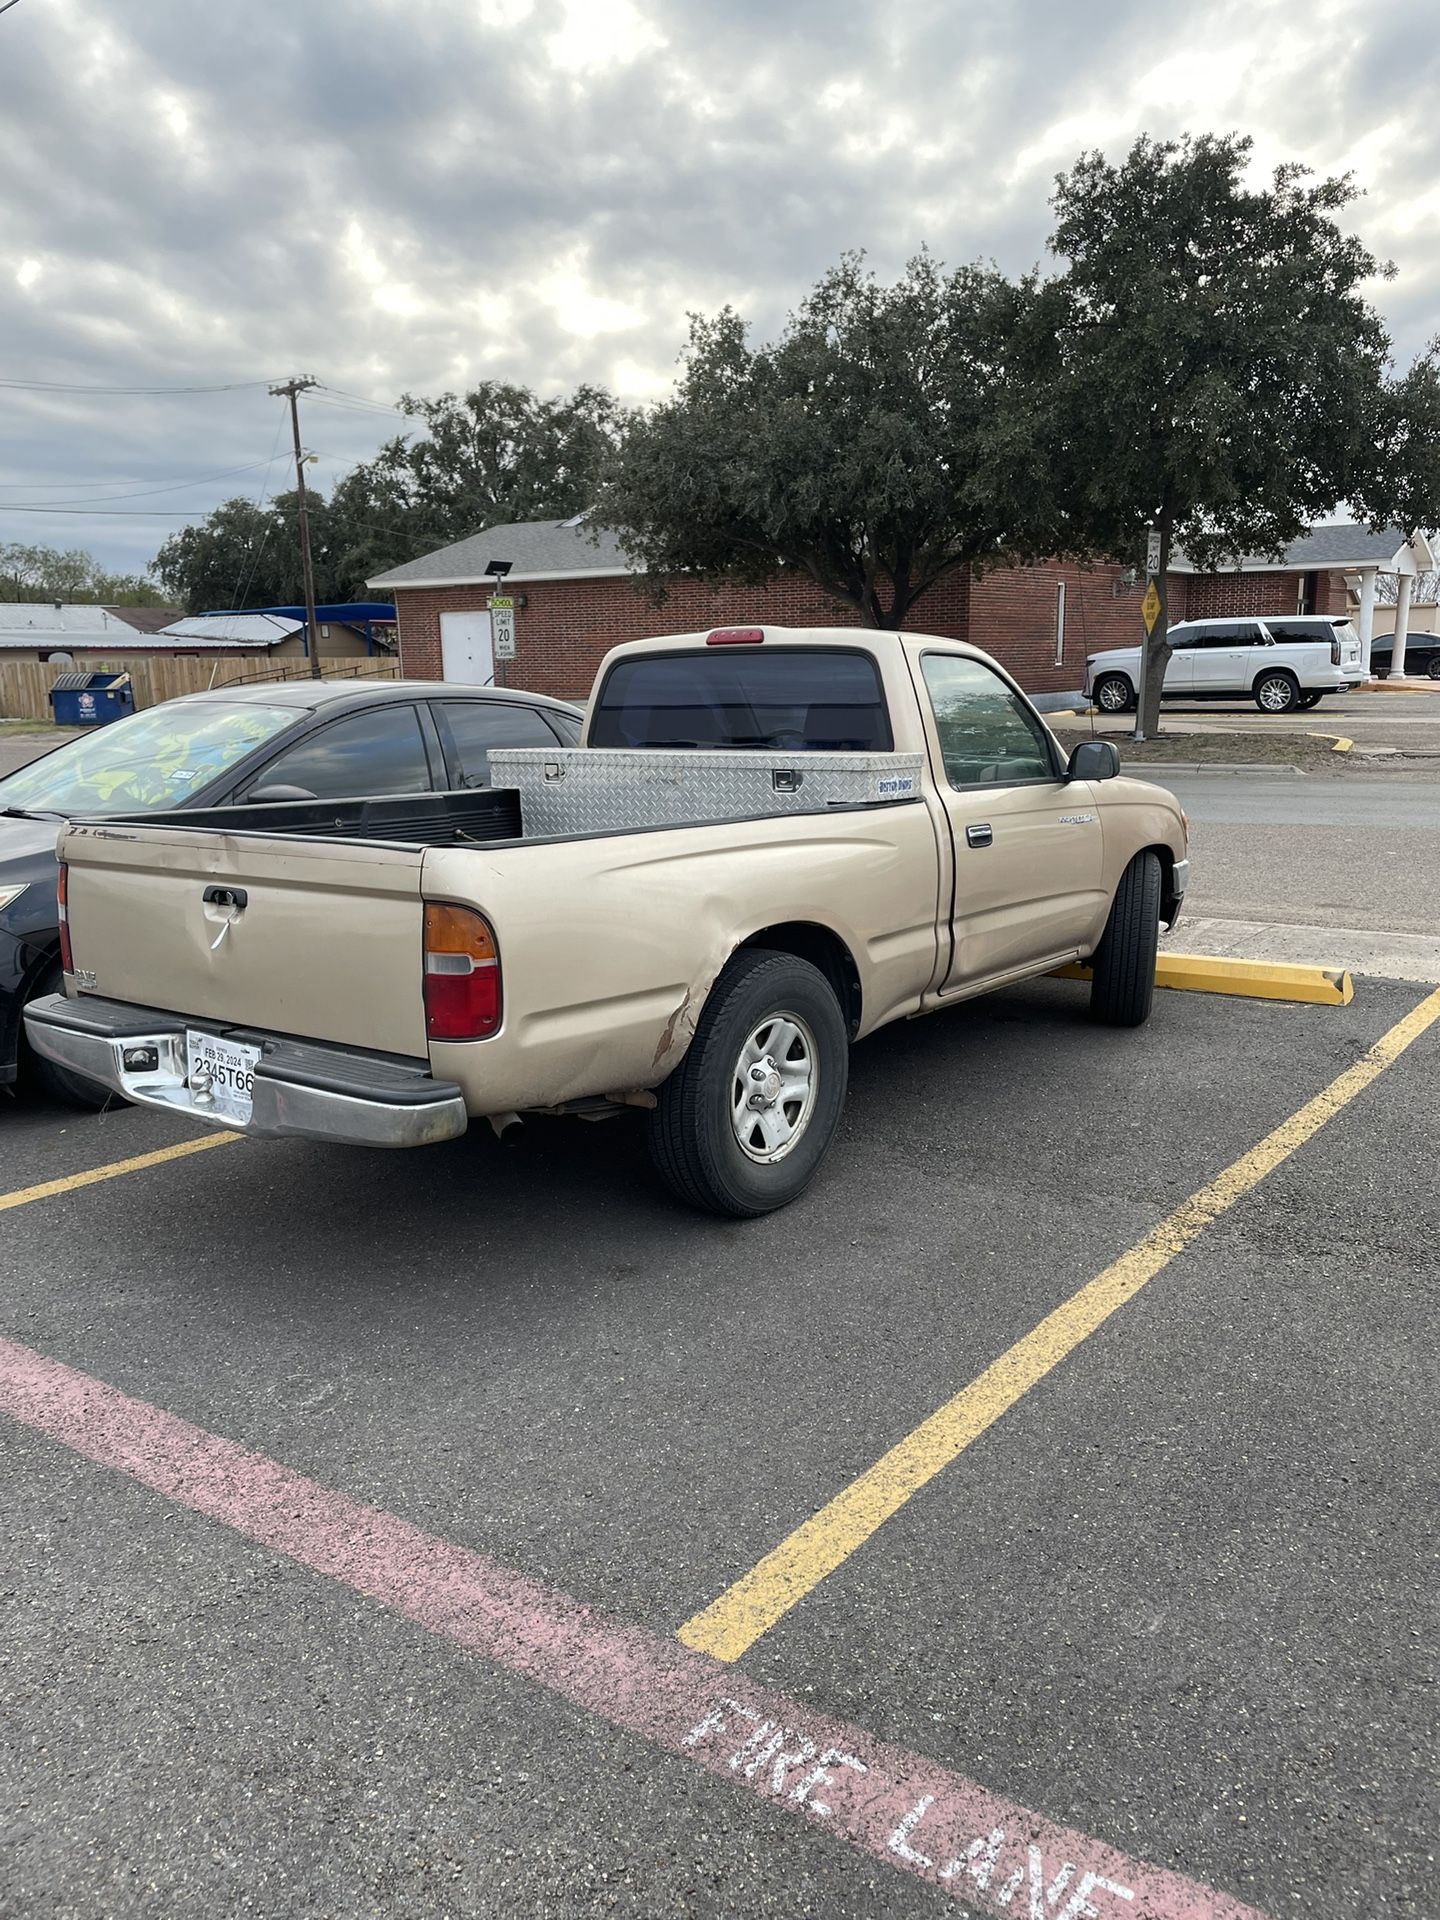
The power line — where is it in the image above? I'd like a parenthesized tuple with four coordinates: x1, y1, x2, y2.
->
(0, 376, 283, 396)
(0, 456, 279, 507)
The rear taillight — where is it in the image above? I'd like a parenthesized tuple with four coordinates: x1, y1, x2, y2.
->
(1331, 636, 1341, 666)
(57, 862, 73, 975)
(705, 627, 764, 646)
(423, 903, 500, 1040)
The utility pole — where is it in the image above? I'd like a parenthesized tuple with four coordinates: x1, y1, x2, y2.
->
(269, 376, 322, 680)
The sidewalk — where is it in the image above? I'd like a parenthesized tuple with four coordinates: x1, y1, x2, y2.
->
(1164, 917, 1440, 984)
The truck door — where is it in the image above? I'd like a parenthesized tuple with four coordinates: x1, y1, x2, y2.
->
(915, 652, 1107, 990)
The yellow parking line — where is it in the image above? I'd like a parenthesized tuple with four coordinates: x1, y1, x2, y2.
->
(0, 1131, 239, 1215)
(677, 985, 1440, 1664)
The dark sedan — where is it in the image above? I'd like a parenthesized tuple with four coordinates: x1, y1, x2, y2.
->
(0, 679, 581, 1104)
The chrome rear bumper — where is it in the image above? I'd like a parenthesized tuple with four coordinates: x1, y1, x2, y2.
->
(24, 993, 468, 1149)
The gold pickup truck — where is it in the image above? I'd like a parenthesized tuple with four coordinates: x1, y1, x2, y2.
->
(26, 627, 1188, 1216)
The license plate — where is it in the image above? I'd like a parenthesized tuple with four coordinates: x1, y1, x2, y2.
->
(185, 1030, 260, 1125)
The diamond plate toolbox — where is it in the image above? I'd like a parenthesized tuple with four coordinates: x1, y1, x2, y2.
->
(487, 747, 926, 837)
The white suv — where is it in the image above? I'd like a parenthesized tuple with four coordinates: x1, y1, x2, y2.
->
(1084, 615, 1366, 715)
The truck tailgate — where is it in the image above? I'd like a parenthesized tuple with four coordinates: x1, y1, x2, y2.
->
(61, 822, 428, 1058)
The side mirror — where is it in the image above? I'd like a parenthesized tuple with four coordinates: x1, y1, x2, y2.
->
(1067, 740, 1120, 782)
(247, 783, 318, 803)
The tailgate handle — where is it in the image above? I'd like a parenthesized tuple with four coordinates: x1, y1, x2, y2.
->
(203, 885, 248, 910)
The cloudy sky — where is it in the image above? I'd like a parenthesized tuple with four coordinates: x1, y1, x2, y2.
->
(3, 0, 1438, 581)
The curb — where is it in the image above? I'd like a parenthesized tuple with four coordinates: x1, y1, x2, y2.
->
(1307, 731, 1353, 752)
(1112, 760, 1307, 775)
(1052, 954, 1355, 1006)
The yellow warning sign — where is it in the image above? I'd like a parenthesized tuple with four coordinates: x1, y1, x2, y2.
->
(1141, 580, 1162, 634)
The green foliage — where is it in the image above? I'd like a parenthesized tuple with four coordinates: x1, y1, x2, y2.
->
(153, 383, 624, 611)
(0, 541, 168, 606)
(1043, 132, 1404, 732)
(600, 253, 1054, 627)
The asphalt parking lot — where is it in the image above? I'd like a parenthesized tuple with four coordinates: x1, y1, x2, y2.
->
(4, 973, 1437, 1919)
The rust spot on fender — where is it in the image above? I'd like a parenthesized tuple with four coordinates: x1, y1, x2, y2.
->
(652, 991, 693, 1069)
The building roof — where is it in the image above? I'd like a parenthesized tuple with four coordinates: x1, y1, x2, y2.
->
(102, 604, 185, 633)
(157, 613, 303, 648)
(1173, 523, 1435, 575)
(367, 516, 636, 590)
(0, 601, 169, 651)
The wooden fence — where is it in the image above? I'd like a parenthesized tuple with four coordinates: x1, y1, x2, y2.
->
(0, 655, 400, 724)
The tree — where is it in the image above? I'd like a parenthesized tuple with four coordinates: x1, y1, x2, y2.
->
(600, 253, 1053, 628)
(1044, 133, 1403, 737)
(329, 381, 624, 592)
(0, 540, 168, 605)
(153, 497, 295, 612)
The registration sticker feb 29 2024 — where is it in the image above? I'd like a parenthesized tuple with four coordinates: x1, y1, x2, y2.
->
(184, 1030, 259, 1124)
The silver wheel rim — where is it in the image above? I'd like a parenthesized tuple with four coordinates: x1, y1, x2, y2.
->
(1097, 679, 1128, 712)
(1258, 677, 1293, 712)
(731, 1011, 817, 1163)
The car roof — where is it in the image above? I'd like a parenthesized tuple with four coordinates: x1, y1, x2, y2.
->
(1177, 613, 1345, 626)
(153, 679, 581, 715)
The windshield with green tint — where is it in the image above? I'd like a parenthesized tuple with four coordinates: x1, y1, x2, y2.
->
(0, 702, 303, 815)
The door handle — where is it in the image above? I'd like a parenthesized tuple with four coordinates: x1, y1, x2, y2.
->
(966, 823, 993, 849)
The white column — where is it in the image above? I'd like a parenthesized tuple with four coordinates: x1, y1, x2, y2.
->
(1391, 573, 1414, 678)
(1357, 566, 1378, 676)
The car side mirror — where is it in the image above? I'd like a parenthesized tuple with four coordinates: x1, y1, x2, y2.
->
(1067, 740, 1120, 782)
(247, 783, 318, 803)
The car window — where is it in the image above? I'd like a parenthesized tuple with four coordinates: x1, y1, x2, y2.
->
(245, 704, 432, 799)
(919, 654, 1055, 789)
(433, 700, 562, 788)
(1263, 620, 1328, 645)
(589, 649, 893, 751)
(1167, 626, 1198, 650)
(0, 700, 303, 815)
(1196, 623, 1263, 646)
(548, 708, 582, 746)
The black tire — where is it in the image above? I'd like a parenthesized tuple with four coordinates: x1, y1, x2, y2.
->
(648, 948, 848, 1217)
(1093, 673, 1135, 715)
(1297, 691, 1324, 710)
(20, 964, 113, 1109)
(1426, 655, 1440, 682)
(1253, 669, 1300, 714)
(1090, 851, 1161, 1028)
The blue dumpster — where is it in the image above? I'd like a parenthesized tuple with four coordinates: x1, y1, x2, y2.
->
(48, 671, 137, 728)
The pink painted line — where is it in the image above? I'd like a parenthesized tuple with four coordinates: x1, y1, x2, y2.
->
(0, 1334, 1264, 1920)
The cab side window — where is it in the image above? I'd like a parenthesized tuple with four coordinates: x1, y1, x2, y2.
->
(919, 655, 1056, 789)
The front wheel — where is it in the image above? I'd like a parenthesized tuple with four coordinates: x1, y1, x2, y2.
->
(1093, 673, 1135, 715)
(1254, 670, 1300, 714)
(1090, 851, 1161, 1028)
(648, 948, 849, 1217)
(1427, 655, 1440, 681)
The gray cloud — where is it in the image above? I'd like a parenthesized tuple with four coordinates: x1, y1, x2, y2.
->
(1, 0, 1436, 575)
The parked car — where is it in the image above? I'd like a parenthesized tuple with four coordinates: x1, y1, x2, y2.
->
(0, 680, 582, 1105)
(1369, 632, 1440, 680)
(29, 626, 1188, 1216)
(1084, 614, 1365, 714)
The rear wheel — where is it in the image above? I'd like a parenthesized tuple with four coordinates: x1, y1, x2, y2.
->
(1427, 655, 1440, 681)
(1093, 673, 1135, 715)
(1090, 851, 1161, 1028)
(21, 965, 112, 1109)
(1254, 669, 1300, 714)
(648, 948, 848, 1217)
(1297, 691, 1324, 710)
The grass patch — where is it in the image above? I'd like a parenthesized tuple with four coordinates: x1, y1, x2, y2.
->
(1053, 726, 1345, 772)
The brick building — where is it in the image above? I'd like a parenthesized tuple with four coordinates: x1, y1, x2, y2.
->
(368, 518, 1432, 698)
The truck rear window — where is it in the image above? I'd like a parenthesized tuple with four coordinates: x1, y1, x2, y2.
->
(588, 649, 893, 752)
